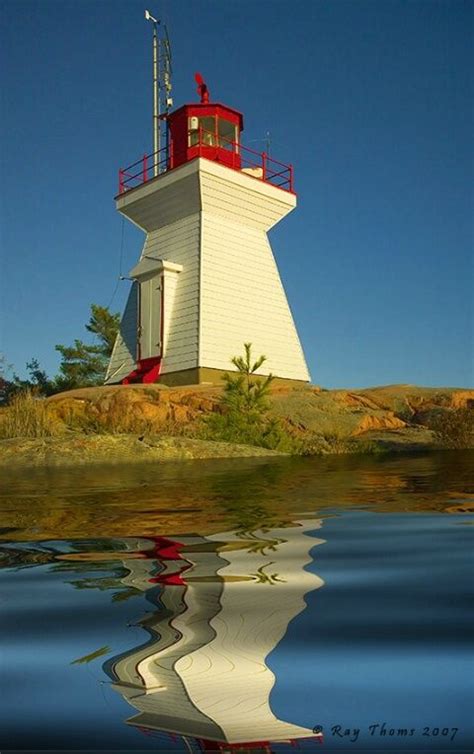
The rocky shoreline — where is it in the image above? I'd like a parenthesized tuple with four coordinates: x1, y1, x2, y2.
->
(0, 434, 283, 466)
(0, 383, 472, 467)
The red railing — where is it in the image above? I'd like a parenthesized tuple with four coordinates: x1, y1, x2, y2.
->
(118, 129, 294, 195)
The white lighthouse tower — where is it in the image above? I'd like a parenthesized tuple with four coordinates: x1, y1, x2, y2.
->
(106, 67, 310, 387)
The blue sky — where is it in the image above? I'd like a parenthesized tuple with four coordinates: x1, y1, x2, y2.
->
(0, 0, 472, 388)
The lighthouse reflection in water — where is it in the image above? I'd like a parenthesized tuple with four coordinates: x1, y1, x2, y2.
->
(103, 521, 324, 751)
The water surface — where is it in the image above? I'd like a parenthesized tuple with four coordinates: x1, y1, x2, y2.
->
(1, 451, 473, 752)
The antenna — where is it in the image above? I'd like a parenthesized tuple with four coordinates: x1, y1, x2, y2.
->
(265, 131, 271, 156)
(145, 10, 173, 176)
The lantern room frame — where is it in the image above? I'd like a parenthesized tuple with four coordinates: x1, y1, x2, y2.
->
(168, 102, 244, 170)
(118, 101, 294, 195)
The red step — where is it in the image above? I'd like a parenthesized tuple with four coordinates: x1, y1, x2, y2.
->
(121, 357, 161, 385)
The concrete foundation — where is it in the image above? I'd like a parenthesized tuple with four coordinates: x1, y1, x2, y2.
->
(159, 367, 308, 389)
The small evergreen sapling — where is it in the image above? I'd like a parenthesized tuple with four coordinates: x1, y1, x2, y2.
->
(206, 343, 292, 450)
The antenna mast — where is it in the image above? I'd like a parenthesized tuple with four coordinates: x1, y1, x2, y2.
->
(145, 10, 173, 176)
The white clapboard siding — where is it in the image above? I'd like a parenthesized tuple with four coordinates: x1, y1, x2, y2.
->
(140, 214, 200, 373)
(198, 160, 296, 232)
(116, 165, 201, 232)
(105, 282, 138, 384)
(108, 157, 310, 383)
(198, 160, 309, 381)
(200, 213, 309, 381)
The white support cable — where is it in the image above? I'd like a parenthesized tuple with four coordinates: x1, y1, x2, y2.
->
(105, 359, 129, 383)
(106, 216, 126, 312)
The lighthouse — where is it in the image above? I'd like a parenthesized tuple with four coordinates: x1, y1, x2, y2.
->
(106, 60, 310, 386)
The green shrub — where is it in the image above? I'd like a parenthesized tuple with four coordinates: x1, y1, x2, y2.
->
(425, 408, 474, 449)
(204, 343, 297, 451)
(297, 428, 389, 456)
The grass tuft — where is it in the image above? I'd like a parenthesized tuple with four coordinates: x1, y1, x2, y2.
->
(0, 390, 62, 438)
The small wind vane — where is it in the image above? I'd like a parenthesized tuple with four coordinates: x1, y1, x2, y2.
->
(195, 72, 210, 104)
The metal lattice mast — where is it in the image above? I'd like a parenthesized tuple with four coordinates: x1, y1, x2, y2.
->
(145, 10, 172, 176)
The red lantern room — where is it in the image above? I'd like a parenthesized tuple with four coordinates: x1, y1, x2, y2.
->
(167, 73, 244, 170)
(118, 73, 294, 195)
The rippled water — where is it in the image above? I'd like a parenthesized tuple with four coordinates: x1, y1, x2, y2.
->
(0, 451, 473, 752)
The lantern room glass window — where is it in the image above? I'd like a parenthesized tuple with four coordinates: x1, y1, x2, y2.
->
(189, 116, 216, 146)
(218, 119, 238, 151)
(188, 115, 239, 152)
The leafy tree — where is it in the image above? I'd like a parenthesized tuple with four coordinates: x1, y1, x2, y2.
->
(54, 304, 119, 390)
(205, 343, 294, 450)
